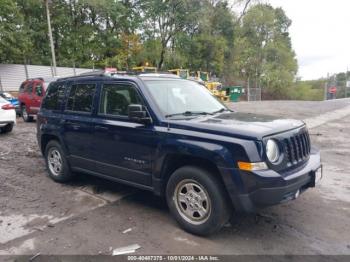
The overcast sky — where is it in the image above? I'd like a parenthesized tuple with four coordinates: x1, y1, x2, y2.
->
(234, 0, 349, 80)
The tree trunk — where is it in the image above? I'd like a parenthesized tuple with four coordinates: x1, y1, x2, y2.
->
(158, 45, 166, 69)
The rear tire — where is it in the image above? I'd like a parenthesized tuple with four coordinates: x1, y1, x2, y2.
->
(1, 123, 14, 133)
(45, 140, 74, 183)
(166, 166, 230, 236)
(21, 106, 33, 122)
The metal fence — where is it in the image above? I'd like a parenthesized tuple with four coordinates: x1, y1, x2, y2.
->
(0, 64, 93, 92)
(247, 87, 262, 101)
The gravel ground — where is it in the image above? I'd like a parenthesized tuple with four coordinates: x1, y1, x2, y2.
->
(0, 99, 349, 256)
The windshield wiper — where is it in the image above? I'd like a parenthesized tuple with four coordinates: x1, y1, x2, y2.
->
(212, 108, 232, 114)
(165, 111, 213, 118)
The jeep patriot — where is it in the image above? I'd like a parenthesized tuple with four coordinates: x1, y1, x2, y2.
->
(37, 71, 322, 235)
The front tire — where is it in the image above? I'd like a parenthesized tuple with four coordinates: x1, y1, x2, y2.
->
(1, 123, 14, 133)
(166, 166, 230, 236)
(45, 140, 74, 183)
(21, 106, 33, 122)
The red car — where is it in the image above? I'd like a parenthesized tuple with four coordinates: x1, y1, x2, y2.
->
(18, 77, 56, 122)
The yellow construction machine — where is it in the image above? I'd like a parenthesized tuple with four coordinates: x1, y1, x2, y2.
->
(188, 71, 229, 102)
(132, 66, 157, 73)
(168, 69, 190, 79)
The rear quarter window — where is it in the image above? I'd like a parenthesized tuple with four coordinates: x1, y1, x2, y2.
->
(42, 82, 66, 111)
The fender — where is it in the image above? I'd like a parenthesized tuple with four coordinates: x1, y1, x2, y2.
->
(37, 112, 70, 156)
(152, 127, 263, 196)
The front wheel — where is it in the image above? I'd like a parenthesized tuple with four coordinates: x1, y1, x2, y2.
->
(166, 166, 230, 236)
(1, 123, 14, 133)
(21, 106, 33, 122)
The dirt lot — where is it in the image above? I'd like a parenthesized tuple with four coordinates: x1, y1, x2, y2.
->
(0, 99, 350, 256)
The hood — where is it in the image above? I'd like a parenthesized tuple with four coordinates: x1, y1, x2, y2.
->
(168, 112, 305, 140)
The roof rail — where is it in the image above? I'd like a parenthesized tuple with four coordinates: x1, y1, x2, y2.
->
(78, 70, 105, 77)
(78, 70, 139, 77)
(138, 72, 181, 78)
(53, 70, 181, 81)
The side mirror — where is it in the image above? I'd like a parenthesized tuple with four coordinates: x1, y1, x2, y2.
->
(128, 104, 152, 125)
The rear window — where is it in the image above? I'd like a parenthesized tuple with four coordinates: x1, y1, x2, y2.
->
(66, 83, 96, 113)
(1, 92, 13, 99)
(19, 82, 26, 93)
(42, 82, 66, 111)
(0, 96, 8, 103)
(26, 83, 33, 94)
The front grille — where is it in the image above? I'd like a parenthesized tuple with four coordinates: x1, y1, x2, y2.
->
(283, 130, 311, 166)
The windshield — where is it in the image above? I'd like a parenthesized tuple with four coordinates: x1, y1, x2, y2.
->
(144, 79, 226, 118)
(0, 92, 13, 99)
(0, 96, 8, 104)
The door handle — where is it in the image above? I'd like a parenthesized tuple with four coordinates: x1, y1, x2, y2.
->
(71, 124, 81, 130)
(65, 121, 81, 130)
(94, 125, 109, 131)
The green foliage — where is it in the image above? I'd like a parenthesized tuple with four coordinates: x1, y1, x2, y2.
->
(0, 0, 306, 100)
(233, 4, 297, 99)
(289, 81, 324, 101)
(0, 0, 31, 63)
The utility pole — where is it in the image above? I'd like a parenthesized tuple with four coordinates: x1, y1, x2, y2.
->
(346, 67, 349, 98)
(247, 76, 250, 102)
(324, 73, 329, 101)
(45, 0, 57, 76)
(0, 76, 3, 92)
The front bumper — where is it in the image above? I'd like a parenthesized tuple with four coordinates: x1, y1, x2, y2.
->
(221, 148, 321, 213)
(0, 120, 15, 127)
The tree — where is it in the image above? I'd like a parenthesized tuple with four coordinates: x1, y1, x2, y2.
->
(0, 0, 31, 63)
(0, 0, 301, 100)
(171, 0, 235, 77)
(140, 0, 200, 69)
(233, 4, 297, 98)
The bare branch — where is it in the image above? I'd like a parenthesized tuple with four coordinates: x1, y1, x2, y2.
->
(235, 0, 252, 25)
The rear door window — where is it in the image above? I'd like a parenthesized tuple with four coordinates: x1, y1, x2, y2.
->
(42, 82, 66, 111)
(66, 83, 96, 113)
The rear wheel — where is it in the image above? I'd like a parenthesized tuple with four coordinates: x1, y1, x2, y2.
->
(166, 166, 230, 236)
(21, 106, 33, 122)
(45, 140, 74, 183)
(1, 123, 14, 133)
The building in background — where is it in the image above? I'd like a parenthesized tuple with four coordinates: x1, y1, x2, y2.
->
(0, 64, 93, 93)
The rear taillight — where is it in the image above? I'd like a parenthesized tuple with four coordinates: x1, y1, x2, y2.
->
(1, 104, 15, 110)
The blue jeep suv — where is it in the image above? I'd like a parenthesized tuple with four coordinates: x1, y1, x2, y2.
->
(37, 71, 322, 235)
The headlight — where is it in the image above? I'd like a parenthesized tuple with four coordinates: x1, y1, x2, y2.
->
(266, 139, 280, 163)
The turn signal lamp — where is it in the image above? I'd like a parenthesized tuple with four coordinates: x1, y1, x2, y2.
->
(238, 161, 268, 171)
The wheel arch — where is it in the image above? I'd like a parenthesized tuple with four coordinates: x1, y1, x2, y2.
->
(40, 134, 60, 155)
(157, 154, 232, 205)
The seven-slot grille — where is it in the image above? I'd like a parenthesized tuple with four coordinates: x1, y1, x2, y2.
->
(283, 130, 311, 165)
